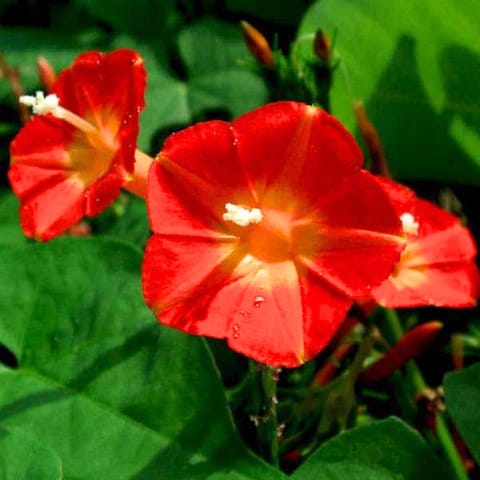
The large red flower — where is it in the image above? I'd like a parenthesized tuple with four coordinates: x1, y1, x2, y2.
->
(9, 49, 148, 241)
(143, 102, 404, 366)
(142, 102, 406, 367)
(371, 178, 478, 308)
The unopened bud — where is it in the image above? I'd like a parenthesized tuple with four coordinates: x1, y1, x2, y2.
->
(241, 21, 275, 69)
(354, 101, 390, 178)
(37, 56, 57, 92)
(313, 29, 331, 64)
(359, 321, 443, 384)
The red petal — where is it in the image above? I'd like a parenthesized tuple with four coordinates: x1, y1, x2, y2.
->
(232, 101, 363, 210)
(54, 49, 146, 175)
(373, 263, 478, 308)
(10, 116, 73, 170)
(415, 198, 468, 238)
(142, 234, 240, 331)
(152, 120, 256, 233)
(296, 171, 405, 296)
(143, 233, 351, 366)
(19, 178, 85, 241)
(370, 183, 478, 308)
(54, 49, 145, 125)
(8, 163, 67, 199)
(372, 176, 417, 217)
(85, 173, 124, 216)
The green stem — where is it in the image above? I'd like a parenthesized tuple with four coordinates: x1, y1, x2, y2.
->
(384, 309, 468, 480)
(260, 366, 280, 468)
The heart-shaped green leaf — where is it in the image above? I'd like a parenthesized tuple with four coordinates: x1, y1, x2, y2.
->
(292, 417, 451, 480)
(444, 362, 480, 464)
(299, 0, 480, 185)
(0, 424, 63, 479)
(0, 238, 281, 479)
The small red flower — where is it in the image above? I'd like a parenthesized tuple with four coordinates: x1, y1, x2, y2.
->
(371, 178, 478, 308)
(9, 49, 148, 241)
(142, 102, 405, 367)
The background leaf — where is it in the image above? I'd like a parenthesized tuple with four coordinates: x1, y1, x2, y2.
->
(444, 362, 480, 464)
(178, 17, 267, 118)
(299, 0, 480, 185)
(0, 238, 282, 479)
(0, 192, 25, 248)
(78, 0, 178, 38)
(0, 28, 102, 102)
(291, 417, 451, 480)
(0, 425, 63, 479)
(226, 0, 311, 25)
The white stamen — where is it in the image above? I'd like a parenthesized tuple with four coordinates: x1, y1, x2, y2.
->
(223, 202, 263, 227)
(19, 91, 60, 116)
(400, 212, 419, 236)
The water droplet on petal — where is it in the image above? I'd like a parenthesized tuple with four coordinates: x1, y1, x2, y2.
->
(253, 296, 265, 308)
(240, 310, 252, 322)
(232, 323, 240, 338)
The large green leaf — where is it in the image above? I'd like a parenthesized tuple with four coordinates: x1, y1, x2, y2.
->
(444, 362, 480, 464)
(299, 0, 480, 185)
(0, 238, 282, 479)
(0, 192, 25, 248)
(0, 425, 62, 479)
(292, 417, 451, 480)
(178, 17, 267, 118)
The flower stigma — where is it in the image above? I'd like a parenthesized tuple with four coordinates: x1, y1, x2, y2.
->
(20, 91, 60, 116)
(19, 90, 97, 134)
(223, 202, 263, 227)
(400, 212, 419, 236)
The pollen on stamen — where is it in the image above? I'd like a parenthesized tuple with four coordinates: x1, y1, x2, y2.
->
(223, 202, 263, 227)
(400, 212, 419, 236)
(19, 91, 60, 116)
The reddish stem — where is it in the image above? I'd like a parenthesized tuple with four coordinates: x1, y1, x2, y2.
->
(314, 342, 356, 386)
(123, 150, 154, 199)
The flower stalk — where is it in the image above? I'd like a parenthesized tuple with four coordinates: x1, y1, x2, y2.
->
(259, 366, 280, 468)
(384, 309, 468, 480)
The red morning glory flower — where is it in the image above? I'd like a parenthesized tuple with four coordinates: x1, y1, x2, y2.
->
(371, 178, 478, 308)
(9, 49, 152, 241)
(142, 101, 406, 367)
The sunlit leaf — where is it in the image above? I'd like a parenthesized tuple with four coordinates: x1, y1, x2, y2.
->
(299, 0, 480, 185)
(0, 424, 62, 479)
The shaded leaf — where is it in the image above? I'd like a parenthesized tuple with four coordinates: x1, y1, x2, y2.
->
(78, 0, 178, 38)
(444, 362, 480, 464)
(0, 28, 101, 102)
(292, 417, 451, 480)
(0, 238, 282, 479)
(178, 17, 267, 118)
(226, 0, 311, 25)
(0, 192, 25, 248)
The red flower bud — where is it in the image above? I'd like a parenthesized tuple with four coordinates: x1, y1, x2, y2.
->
(313, 29, 331, 64)
(241, 21, 275, 68)
(354, 101, 390, 177)
(37, 56, 57, 91)
(359, 321, 443, 384)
